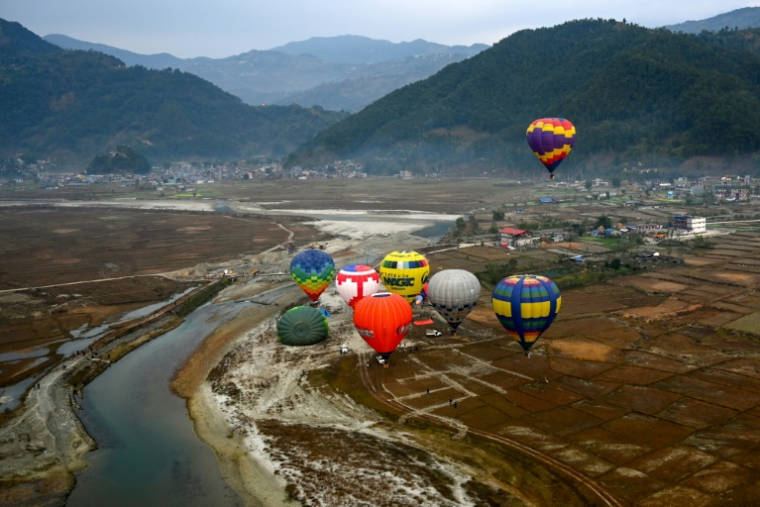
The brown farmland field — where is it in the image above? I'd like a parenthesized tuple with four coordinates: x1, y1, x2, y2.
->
(352, 227, 760, 506)
(0, 206, 305, 289)
(0, 204, 321, 395)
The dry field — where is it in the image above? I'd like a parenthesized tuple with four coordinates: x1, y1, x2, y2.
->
(0, 206, 309, 289)
(224, 178, 521, 213)
(345, 228, 760, 506)
(0, 204, 323, 405)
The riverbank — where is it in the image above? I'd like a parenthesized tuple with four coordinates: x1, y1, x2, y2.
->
(0, 281, 229, 506)
(172, 302, 302, 507)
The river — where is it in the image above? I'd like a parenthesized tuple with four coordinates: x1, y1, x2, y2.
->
(67, 301, 249, 507)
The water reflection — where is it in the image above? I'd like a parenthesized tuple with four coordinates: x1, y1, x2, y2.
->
(68, 301, 247, 507)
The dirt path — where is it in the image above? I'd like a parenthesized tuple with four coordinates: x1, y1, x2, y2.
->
(0, 273, 178, 294)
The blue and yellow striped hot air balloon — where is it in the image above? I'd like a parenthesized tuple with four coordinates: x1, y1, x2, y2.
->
(491, 274, 561, 356)
(290, 249, 335, 302)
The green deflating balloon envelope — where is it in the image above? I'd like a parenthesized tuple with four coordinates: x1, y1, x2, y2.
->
(277, 306, 329, 346)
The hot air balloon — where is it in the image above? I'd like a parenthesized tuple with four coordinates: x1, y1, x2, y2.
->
(526, 118, 576, 180)
(353, 292, 413, 363)
(336, 264, 381, 308)
(290, 249, 335, 302)
(491, 274, 561, 356)
(415, 282, 429, 306)
(277, 306, 329, 346)
(427, 269, 481, 334)
(379, 251, 430, 303)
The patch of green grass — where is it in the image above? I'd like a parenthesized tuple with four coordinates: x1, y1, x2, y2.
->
(579, 237, 619, 248)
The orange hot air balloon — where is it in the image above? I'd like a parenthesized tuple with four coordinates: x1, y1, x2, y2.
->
(353, 292, 412, 362)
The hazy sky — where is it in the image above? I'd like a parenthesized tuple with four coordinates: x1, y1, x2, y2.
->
(3, 0, 760, 58)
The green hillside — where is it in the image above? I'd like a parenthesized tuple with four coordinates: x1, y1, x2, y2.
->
(293, 19, 760, 175)
(0, 19, 344, 162)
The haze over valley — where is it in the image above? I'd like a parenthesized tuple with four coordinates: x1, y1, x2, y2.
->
(3, 4, 760, 507)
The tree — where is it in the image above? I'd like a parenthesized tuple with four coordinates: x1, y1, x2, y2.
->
(493, 210, 505, 221)
(585, 180, 593, 191)
(86, 145, 151, 175)
(611, 176, 621, 188)
(468, 215, 479, 234)
(594, 215, 613, 229)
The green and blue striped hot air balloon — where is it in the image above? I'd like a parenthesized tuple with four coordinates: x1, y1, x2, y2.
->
(290, 249, 335, 302)
(491, 274, 561, 356)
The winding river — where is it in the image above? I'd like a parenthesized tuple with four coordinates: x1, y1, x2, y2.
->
(67, 301, 248, 507)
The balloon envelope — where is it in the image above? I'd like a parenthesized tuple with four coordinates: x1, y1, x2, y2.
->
(379, 251, 430, 303)
(491, 274, 561, 354)
(526, 118, 576, 178)
(353, 292, 413, 359)
(336, 264, 381, 308)
(277, 306, 329, 346)
(427, 269, 481, 332)
(290, 250, 335, 302)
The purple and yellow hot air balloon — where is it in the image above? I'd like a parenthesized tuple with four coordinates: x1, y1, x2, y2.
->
(526, 118, 576, 180)
(491, 274, 561, 356)
(290, 249, 335, 302)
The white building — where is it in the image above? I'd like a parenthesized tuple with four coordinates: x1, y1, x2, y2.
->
(687, 216, 706, 233)
(673, 214, 706, 234)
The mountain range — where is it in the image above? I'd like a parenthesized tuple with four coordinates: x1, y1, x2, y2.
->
(44, 34, 487, 112)
(6, 10, 760, 175)
(0, 19, 344, 162)
(292, 18, 760, 176)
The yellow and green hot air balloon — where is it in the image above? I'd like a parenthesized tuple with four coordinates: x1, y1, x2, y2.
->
(491, 274, 561, 356)
(379, 250, 429, 303)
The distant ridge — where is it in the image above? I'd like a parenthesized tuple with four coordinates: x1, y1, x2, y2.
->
(44, 34, 184, 68)
(1, 18, 345, 161)
(44, 34, 487, 112)
(666, 7, 760, 33)
(270, 35, 488, 64)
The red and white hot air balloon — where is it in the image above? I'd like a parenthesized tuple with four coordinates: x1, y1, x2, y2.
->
(336, 264, 381, 308)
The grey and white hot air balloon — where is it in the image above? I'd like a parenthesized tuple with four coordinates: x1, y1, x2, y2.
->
(427, 269, 481, 334)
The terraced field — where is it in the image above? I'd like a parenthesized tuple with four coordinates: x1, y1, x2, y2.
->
(368, 229, 760, 506)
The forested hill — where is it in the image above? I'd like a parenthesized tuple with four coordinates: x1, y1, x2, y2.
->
(0, 19, 345, 162)
(292, 19, 760, 175)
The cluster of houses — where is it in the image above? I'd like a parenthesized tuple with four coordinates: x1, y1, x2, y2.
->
(498, 213, 708, 249)
(286, 160, 366, 179)
(647, 175, 760, 202)
(1, 156, 376, 189)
